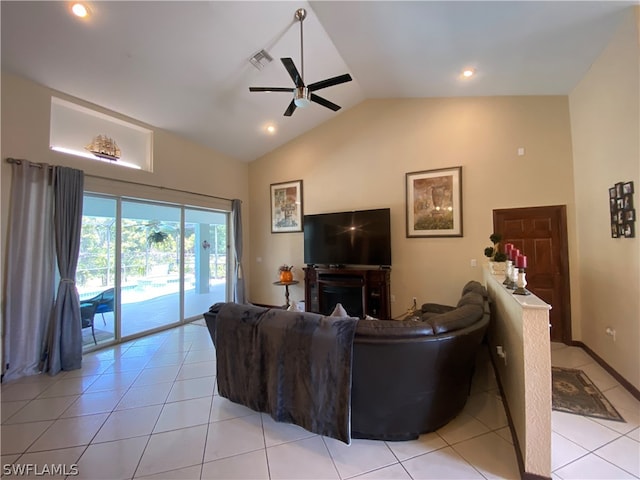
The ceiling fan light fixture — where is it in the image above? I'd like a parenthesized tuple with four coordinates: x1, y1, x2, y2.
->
(294, 87, 311, 108)
(248, 8, 352, 116)
(294, 98, 311, 108)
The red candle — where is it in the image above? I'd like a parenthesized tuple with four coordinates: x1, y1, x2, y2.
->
(511, 248, 520, 261)
(517, 254, 527, 268)
(505, 243, 513, 255)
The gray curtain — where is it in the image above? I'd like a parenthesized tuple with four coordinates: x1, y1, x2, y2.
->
(3, 162, 56, 381)
(42, 166, 85, 375)
(232, 199, 246, 304)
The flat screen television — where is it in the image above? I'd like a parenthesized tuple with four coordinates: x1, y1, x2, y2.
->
(303, 208, 391, 267)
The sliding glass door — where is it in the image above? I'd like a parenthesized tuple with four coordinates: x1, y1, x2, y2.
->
(78, 194, 230, 350)
(78, 196, 117, 348)
(184, 208, 228, 319)
(120, 200, 182, 337)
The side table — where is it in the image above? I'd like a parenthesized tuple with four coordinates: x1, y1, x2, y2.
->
(273, 280, 299, 308)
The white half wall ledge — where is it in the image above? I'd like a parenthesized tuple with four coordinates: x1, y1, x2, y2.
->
(483, 267, 552, 479)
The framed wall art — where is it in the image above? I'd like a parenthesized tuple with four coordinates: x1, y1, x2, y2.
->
(406, 166, 463, 237)
(610, 180, 635, 238)
(270, 179, 303, 233)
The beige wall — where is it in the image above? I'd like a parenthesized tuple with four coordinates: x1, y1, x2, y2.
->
(569, 7, 640, 391)
(1, 72, 250, 319)
(248, 96, 578, 319)
(484, 269, 552, 477)
(4, 7, 637, 396)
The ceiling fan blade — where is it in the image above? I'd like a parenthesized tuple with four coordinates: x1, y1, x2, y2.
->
(308, 73, 352, 92)
(281, 58, 305, 88)
(249, 87, 294, 92)
(284, 99, 297, 117)
(310, 93, 341, 112)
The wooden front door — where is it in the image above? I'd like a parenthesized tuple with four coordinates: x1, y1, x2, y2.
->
(493, 205, 571, 343)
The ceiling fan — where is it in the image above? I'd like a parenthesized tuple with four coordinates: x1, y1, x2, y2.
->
(249, 8, 352, 117)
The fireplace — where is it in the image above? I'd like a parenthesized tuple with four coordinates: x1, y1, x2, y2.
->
(304, 267, 391, 319)
(320, 284, 364, 318)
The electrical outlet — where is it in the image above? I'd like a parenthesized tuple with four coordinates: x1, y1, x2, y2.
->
(390, 294, 396, 303)
(470, 259, 477, 267)
(605, 327, 617, 342)
(496, 346, 508, 365)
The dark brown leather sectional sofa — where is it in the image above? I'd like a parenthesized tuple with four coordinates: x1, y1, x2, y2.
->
(204, 281, 489, 442)
(351, 281, 489, 440)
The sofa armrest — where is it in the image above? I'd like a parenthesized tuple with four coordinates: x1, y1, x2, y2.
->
(421, 303, 455, 314)
(429, 304, 484, 335)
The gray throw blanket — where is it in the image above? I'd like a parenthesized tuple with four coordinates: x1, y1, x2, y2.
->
(214, 303, 359, 444)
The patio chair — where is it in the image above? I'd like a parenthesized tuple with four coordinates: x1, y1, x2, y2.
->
(81, 288, 114, 325)
(80, 301, 98, 345)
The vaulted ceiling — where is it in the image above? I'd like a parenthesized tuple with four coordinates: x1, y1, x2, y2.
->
(1, 1, 634, 162)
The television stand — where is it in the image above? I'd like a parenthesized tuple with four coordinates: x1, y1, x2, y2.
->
(303, 266, 391, 319)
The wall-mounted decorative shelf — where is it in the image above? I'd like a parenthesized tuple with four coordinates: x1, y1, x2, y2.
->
(49, 97, 153, 171)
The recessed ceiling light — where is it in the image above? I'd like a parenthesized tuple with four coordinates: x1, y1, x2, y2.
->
(265, 124, 276, 134)
(462, 68, 475, 78)
(71, 2, 89, 18)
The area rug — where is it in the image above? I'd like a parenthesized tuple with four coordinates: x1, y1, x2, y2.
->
(552, 367, 625, 422)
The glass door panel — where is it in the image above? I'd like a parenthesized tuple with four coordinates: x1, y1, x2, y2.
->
(184, 208, 228, 319)
(78, 195, 117, 349)
(121, 200, 182, 337)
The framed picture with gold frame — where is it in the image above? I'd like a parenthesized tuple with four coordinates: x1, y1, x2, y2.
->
(270, 179, 303, 233)
(406, 166, 463, 237)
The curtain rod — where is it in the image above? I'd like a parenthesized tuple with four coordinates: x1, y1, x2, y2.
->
(5, 157, 238, 204)
(6, 156, 52, 169)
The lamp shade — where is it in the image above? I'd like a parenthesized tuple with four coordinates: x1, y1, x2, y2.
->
(294, 87, 310, 108)
(294, 97, 311, 108)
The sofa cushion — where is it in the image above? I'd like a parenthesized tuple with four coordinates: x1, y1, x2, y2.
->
(428, 304, 484, 335)
(461, 280, 488, 298)
(420, 311, 439, 322)
(421, 303, 455, 314)
(356, 318, 434, 338)
(421, 281, 487, 314)
(456, 291, 484, 308)
(460, 284, 491, 313)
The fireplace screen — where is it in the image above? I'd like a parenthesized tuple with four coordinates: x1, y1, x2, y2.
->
(320, 284, 364, 318)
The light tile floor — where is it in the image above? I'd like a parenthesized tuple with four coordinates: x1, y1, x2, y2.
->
(1, 322, 638, 479)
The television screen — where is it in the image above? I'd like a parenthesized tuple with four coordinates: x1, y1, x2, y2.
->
(303, 208, 392, 266)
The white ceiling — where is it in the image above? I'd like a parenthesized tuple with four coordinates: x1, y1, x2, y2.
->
(1, 1, 635, 162)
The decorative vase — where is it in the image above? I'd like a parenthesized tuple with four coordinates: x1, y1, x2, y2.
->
(489, 261, 507, 275)
(279, 270, 293, 283)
